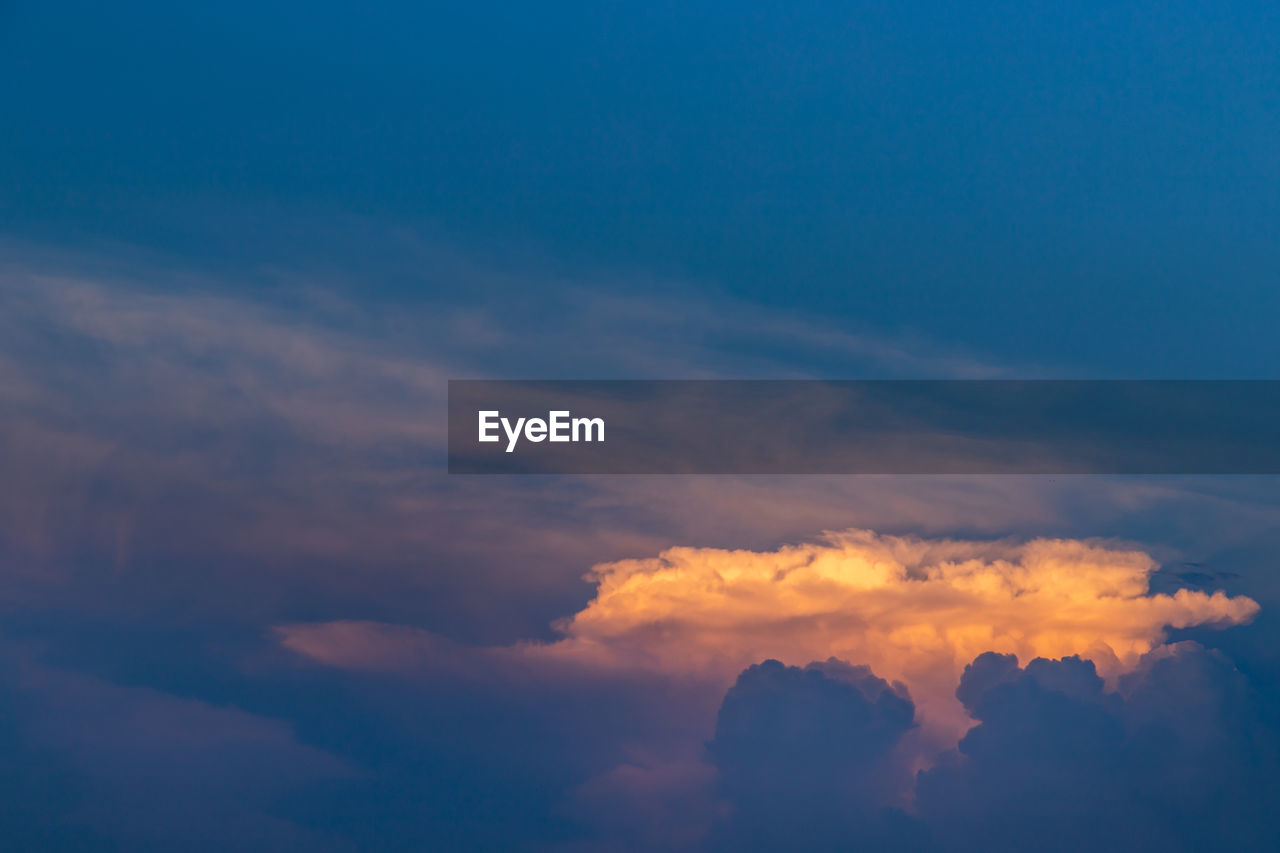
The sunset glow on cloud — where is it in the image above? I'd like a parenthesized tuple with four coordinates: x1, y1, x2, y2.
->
(525, 530, 1258, 743)
(282, 530, 1260, 750)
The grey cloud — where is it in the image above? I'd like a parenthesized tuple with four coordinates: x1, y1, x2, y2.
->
(701, 645, 1280, 853)
(706, 658, 928, 852)
(918, 644, 1280, 853)
(0, 650, 351, 852)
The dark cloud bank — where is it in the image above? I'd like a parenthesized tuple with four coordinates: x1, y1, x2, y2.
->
(705, 645, 1280, 853)
(706, 658, 927, 852)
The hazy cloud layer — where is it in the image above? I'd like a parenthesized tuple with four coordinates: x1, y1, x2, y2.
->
(0, 649, 351, 852)
(3, 243, 1280, 850)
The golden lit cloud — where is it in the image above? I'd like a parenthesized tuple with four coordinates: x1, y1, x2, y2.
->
(531, 530, 1258, 743)
(280, 530, 1259, 750)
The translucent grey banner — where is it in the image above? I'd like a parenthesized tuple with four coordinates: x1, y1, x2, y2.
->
(447, 380, 1280, 474)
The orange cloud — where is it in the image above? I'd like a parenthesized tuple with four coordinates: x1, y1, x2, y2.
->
(280, 530, 1259, 752)
(531, 530, 1258, 744)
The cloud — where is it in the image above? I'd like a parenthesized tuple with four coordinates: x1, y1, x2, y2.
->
(0, 242, 1037, 640)
(534, 530, 1257, 747)
(705, 658, 927, 852)
(710, 659, 915, 801)
(560, 756, 720, 852)
(0, 652, 352, 852)
(275, 528, 1264, 851)
(6, 240, 1280, 647)
(4, 240, 1280, 849)
(695, 643, 1280, 853)
(916, 643, 1280, 852)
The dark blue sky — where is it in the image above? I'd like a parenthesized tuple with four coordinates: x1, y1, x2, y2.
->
(5, 1, 1280, 375)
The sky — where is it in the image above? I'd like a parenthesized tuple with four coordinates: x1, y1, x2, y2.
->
(3, 2, 1280, 850)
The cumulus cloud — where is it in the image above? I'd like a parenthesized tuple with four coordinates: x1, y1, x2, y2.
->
(276, 528, 1265, 851)
(694, 643, 1280, 853)
(536, 530, 1258, 746)
(705, 658, 927, 852)
(916, 643, 1280, 852)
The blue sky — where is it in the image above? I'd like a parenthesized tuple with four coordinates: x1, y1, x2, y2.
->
(3, 2, 1280, 850)
(6, 1, 1280, 375)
